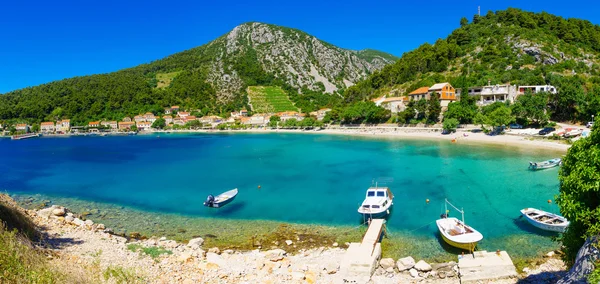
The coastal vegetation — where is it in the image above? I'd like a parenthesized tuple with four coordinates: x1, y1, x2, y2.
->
(556, 123, 600, 265)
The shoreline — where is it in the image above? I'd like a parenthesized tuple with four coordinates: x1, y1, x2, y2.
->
(26, 126, 571, 153)
(147, 127, 571, 153)
(8, 195, 567, 283)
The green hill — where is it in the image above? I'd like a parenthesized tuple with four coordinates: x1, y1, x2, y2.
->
(344, 8, 600, 122)
(0, 22, 396, 124)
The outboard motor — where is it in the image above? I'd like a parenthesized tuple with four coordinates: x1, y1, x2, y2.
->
(204, 195, 215, 207)
(440, 213, 449, 219)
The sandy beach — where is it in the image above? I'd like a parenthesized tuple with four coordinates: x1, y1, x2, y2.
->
(147, 126, 571, 153)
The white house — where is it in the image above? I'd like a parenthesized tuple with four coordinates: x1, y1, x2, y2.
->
(144, 112, 156, 124)
(56, 119, 70, 132)
(101, 121, 118, 129)
(178, 112, 190, 119)
(163, 115, 173, 125)
(40, 122, 55, 133)
(16, 124, 30, 132)
(380, 97, 407, 114)
(371, 96, 386, 106)
(277, 111, 305, 122)
(309, 108, 332, 121)
(136, 121, 152, 131)
(457, 84, 519, 106)
(518, 85, 557, 95)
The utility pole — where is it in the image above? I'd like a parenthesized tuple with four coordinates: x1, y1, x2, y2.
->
(478, 6, 481, 16)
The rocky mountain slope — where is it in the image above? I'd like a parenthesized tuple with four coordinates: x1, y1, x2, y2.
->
(0, 23, 395, 123)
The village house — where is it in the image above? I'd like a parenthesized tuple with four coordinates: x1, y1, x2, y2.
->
(243, 114, 270, 126)
(136, 121, 152, 131)
(428, 83, 457, 108)
(408, 87, 430, 101)
(199, 116, 222, 125)
(134, 115, 146, 123)
(230, 109, 249, 119)
(88, 121, 100, 128)
(171, 106, 180, 112)
(178, 112, 190, 119)
(371, 96, 387, 107)
(118, 121, 134, 131)
(144, 112, 156, 124)
(517, 85, 557, 95)
(56, 119, 70, 133)
(185, 116, 197, 123)
(173, 118, 185, 126)
(123, 117, 132, 122)
(309, 108, 332, 121)
(277, 111, 305, 122)
(457, 84, 518, 106)
(40, 122, 55, 133)
(101, 121, 118, 129)
(15, 124, 30, 133)
(380, 97, 407, 114)
(163, 115, 173, 125)
(164, 108, 172, 115)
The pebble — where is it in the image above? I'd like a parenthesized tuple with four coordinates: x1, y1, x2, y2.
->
(285, 240, 293, 246)
(409, 268, 419, 278)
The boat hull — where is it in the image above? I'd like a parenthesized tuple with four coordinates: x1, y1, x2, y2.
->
(358, 209, 390, 219)
(212, 195, 236, 208)
(440, 233, 478, 251)
(520, 208, 568, 233)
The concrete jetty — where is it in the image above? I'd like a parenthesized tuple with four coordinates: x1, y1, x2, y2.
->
(458, 250, 518, 283)
(339, 219, 386, 282)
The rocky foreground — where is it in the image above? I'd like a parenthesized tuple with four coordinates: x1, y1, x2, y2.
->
(31, 205, 566, 283)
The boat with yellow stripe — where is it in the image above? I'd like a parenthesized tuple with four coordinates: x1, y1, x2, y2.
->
(436, 199, 483, 252)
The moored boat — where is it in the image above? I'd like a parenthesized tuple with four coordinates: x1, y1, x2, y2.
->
(357, 185, 394, 219)
(204, 188, 238, 208)
(520, 208, 569, 233)
(529, 158, 561, 170)
(11, 133, 40, 140)
(436, 199, 483, 252)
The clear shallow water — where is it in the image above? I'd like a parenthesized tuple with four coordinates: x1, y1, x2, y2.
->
(0, 133, 563, 258)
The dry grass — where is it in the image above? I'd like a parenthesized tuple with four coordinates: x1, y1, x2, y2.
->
(155, 71, 181, 88)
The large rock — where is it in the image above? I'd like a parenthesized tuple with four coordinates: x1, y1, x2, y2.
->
(397, 256, 415, 271)
(379, 258, 396, 270)
(188, 237, 204, 247)
(558, 236, 600, 284)
(52, 207, 66, 216)
(37, 205, 60, 219)
(65, 215, 74, 223)
(206, 252, 225, 267)
(414, 260, 432, 272)
(178, 251, 193, 263)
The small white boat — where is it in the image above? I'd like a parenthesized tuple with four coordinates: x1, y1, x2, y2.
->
(529, 158, 561, 170)
(520, 208, 569, 233)
(204, 188, 238, 208)
(436, 199, 483, 252)
(563, 129, 583, 138)
(357, 186, 394, 218)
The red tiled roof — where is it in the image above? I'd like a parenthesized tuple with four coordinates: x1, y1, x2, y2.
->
(41, 122, 54, 126)
(409, 87, 429, 95)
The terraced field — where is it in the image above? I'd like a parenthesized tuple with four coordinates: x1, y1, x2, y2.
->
(247, 86, 298, 113)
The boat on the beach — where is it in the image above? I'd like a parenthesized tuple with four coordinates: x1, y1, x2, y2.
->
(203, 188, 238, 208)
(520, 208, 569, 233)
(11, 133, 40, 140)
(529, 158, 561, 170)
(436, 199, 483, 252)
(563, 128, 583, 138)
(357, 185, 394, 219)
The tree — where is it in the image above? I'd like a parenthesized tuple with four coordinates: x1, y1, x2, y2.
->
(556, 125, 600, 266)
(511, 92, 550, 125)
(445, 101, 477, 124)
(283, 118, 298, 128)
(301, 117, 315, 129)
(427, 93, 442, 124)
(486, 105, 514, 128)
(186, 120, 201, 129)
(460, 17, 469, 27)
(31, 124, 40, 133)
(152, 118, 166, 129)
(130, 125, 138, 132)
(443, 118, 459, 133)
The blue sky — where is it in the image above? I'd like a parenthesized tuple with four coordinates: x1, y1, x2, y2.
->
(1, 0, 599, 93)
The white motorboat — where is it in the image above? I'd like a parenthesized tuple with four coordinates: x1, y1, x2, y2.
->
(529, 158, 561, 170)
(520, 208, 569, 233)
(204, 188, 238, 208)
(357, 186, 394, 218)
(436, 199, 483, 252)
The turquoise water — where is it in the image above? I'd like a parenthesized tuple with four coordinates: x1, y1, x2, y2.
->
(0, 133, 563, 258)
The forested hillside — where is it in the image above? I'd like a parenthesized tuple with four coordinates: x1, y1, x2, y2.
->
(0, 22, 395, 124)
(345, 8, 600, 123)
